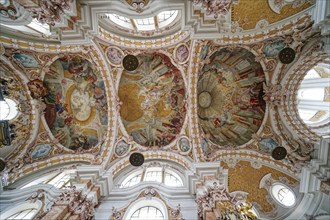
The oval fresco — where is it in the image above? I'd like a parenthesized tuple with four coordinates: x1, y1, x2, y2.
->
(119, 53, 186, 147)
(198, 47, 266, 147)
(114, 140, 130, 157)
(13, 53, 39, 68)
(106, 47, 124, 66)
(258, 137, 279, 153)
(263, 40, 285, 58)
(175, 44, 189, 64)
(31, 144, 52, 160)
(178, 137, 191, 153)
(43, 56, 108, 150)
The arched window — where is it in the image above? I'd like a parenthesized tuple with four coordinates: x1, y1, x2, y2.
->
(20, 170, 75, 189)
(122, 173, 143, 188)
(130, 206, 164, 220)
(123, 197, 168, 220)
(119, 166, 183, 188)
(105, 10, 179, 32)
(5, 208, 37, 220)
(297, 63, 330, 126)
(0, 202, 40, 220)
(271, 183, 296, 207)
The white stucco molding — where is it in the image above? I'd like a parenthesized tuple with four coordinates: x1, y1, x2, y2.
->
(300, 137, 330, 193)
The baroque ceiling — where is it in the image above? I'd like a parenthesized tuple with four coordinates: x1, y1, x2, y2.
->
(0, 0, 329, 219)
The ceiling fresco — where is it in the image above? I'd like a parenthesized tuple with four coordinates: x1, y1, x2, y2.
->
(198, 47, 266, 147)
(42, 55, 108, 151)
(1, 1, 329, 219)
(119, 53, 186, 147)
(231, 0, 313, 30)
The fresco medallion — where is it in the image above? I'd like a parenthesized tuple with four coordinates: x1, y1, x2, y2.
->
(119, 53, 186, 147)
(31, 144, 52, 160)
(178, 137, 191, 153)
(43, 56, 108, 150)
(198, 47, 266, 147)
(258, 137, 279, 153)
(114, 140, 130, 157)
(263, 40, 285, 58)
(106, 46, 124, 66)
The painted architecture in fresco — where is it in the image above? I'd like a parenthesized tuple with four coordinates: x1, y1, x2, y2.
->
(43, 56, 108, 150)
(119, 53, 186, 147)
(198, 47, 266, 147)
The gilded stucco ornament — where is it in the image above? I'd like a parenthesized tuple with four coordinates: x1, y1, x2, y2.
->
(193, 0, 240, 19)
(124, 0, 150, 13)
(0, 0, 32, 25)
(27, 0, 73, 26)
(47, 186, 95, 219)
(196, 179, 256, 220)
(263, 82, 287, 107)
(268, 0, 315, 14)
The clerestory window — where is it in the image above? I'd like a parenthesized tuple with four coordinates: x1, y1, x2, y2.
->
(120, 166, 183, 188)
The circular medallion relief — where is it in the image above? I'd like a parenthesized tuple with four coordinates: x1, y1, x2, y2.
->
(123, 55, 139, 71)
(129, 152, 145, 166)
(278, 47, 295, 64)
(272, 147, 287, 160)
(106, 47, 124, 66)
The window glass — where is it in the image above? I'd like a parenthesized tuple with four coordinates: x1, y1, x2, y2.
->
(6, 209, 37, 220)
(304, 68, 321, 79)
(164, 172, 183, 187)
(144, 168, 162, 182)
(298, 88, 325, 101)
(297, 64, 330, 125)
(107, 14, 133, 29)
(122, 174, 142, 188)
(158, 10, 177, 23)
(120, 166, 183, 188)
(0, 98, 18, 120)
(105, 10, 178, 32)
(130, 206, 164, 220)
(271, 184, 296, 207)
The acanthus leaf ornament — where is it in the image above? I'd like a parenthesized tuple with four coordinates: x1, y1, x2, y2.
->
(263, 82, 287, 107)
(193, 0, 240, 19)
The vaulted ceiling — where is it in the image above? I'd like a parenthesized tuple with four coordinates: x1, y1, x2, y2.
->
(0, 0, 329, 219)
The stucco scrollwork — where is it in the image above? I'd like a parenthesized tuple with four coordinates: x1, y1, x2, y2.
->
(263, 82, 287, 108)
(193, 0, 240, 19)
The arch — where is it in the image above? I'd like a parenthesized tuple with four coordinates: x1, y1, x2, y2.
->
(123, 197, 168, 220)
(19, 169, 76, 189)
(270, 182, 296, 208)
(0, 201, 41, 220)
(103, 10, 180, 38)
(297, 63, 330, 126)
(118, 162, 184, 188)
(0, 98, 19, 121)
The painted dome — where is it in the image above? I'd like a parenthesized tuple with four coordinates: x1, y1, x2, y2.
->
(198, 47, 266, 147)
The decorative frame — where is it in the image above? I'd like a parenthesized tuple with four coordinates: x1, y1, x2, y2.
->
(173, 43, 190, 64)
(177, 136, 192, 155)
(105, 46, 125, 67)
